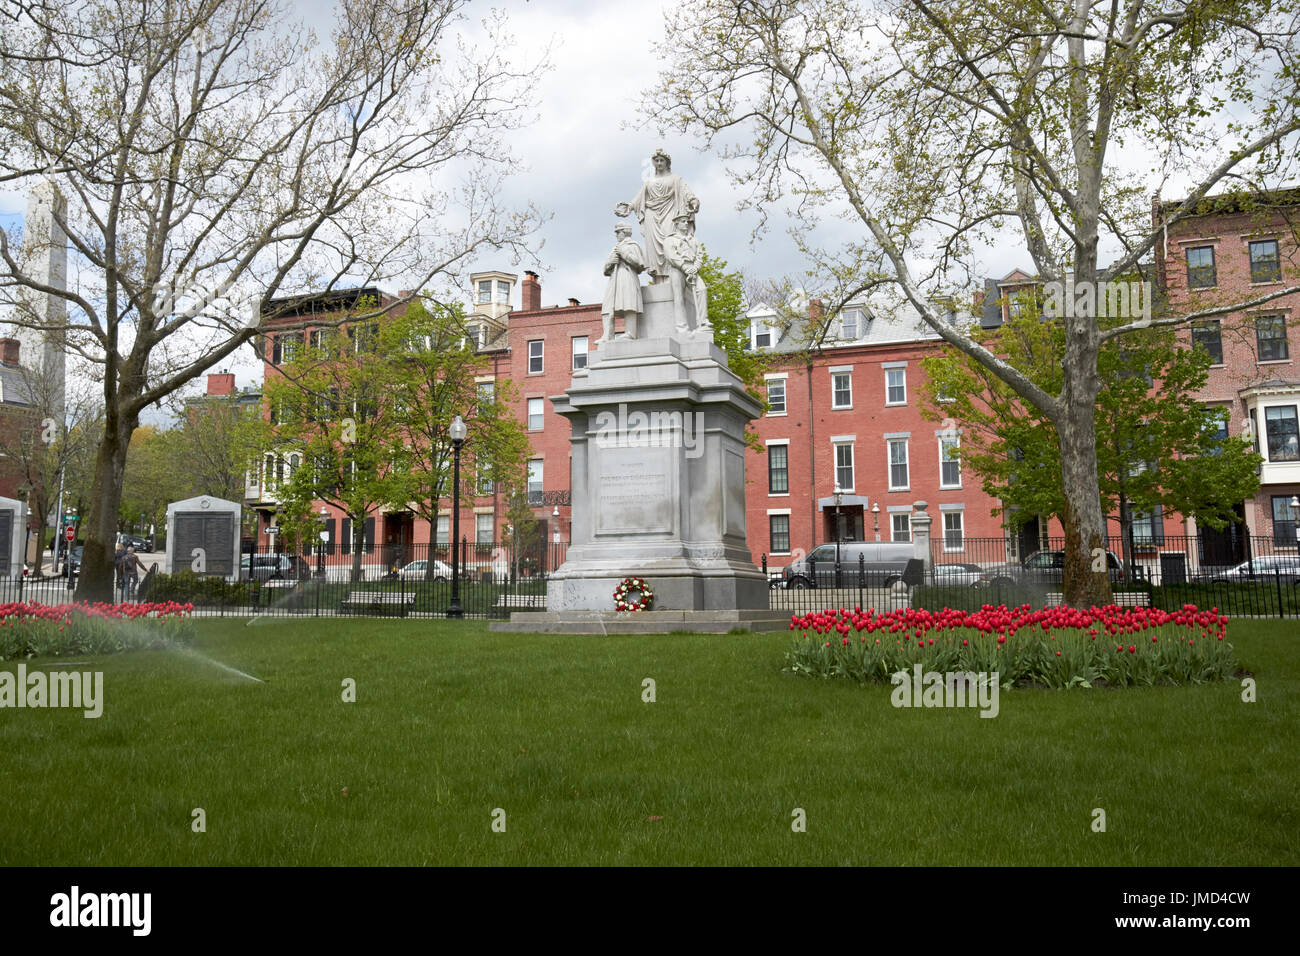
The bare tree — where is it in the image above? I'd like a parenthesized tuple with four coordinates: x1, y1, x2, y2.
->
(645, 0, 1300, 604)
(0, 0, 547, 598)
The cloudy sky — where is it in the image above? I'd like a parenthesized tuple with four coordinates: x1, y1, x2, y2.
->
(0, 0, 1038, 409)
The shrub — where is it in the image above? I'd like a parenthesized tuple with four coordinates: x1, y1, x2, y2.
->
(145, 571, 252, 607)
(785, 603, 1236, 689)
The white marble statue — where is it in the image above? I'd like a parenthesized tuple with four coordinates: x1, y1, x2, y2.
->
(600, 222, 646, 342)
(664, 215, 710, 333)
(615, 148, 699, 282)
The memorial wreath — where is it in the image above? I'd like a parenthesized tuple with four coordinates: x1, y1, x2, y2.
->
(613, 576, 654, 612)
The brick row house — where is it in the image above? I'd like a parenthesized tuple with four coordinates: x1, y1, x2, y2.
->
(247, 190, 1300, 576)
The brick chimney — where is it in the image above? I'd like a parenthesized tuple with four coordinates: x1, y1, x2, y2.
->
(522, 271, 541, 312)
(972, 288, 986, 315)
(207, 372, 236, 396)
(567, 297, 580, 308)
(0, 338, 19, 367)
(809, 299, 824, 322)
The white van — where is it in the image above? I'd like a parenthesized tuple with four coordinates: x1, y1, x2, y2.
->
(782, 541, 918, 589)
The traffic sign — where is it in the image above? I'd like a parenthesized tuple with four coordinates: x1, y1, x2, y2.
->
(65, 526, 75, 542)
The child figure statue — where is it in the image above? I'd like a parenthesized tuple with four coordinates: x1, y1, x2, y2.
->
(600, 222, 646, 343)
(663, 214, 710, 334)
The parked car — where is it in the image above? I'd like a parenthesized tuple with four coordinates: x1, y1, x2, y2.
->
(931, 562, 985, 587)
(979, 549, 1127, 588)
(1199, 555, 1300, 584)
(66, 545, 83, 576)
(116, 533, 150, 552)
(397, 559, 457, 581)
(783, 542, 918, 589)
(243, 553, 309, 581)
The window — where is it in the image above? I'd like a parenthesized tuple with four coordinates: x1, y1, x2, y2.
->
(263, 453, 275, 488)
(528, 398, 544, 431)
(1186, 246, 1216, 288)
(768, 444, 789, 494)
(309, 329, 327, 351)
(888, 439, 909, 490)
(351, 323, 378, 353)
(476, 513, 494, 544)
(496, 280, 511, 304)
(528, 340, 543, 373)
(751, 318, 773, 349)
(477, 382, 495, 414)
(766, 378, 786, 415)
(939, 435, 961, 488)
(1272, 496, 1298, 547)
(1265, 405, 1300, 462)
(769, 515, 791, 554)
(943, 511, 964, 551)
(1256, 315, 1289, 361)
(528, 459, 544, 504)
(478, 280, 492, 304)
(885, 367, 906, 405)
(1192, 321, 1223, 365)
(891, 513, 910, 542)
(436, 515, 449, 546)
(831, 372, 852, 409)
(834, 442, 854, 492)
(274, 331, 302, 364)
(1203, 408, 1229, 455)
(1130, 506, 1164, 545)
(572, 336, 588, 370)
(840, 309, 860, 339)
(476, 460, 494, 496)
(1250, 240, 1282, 283)
(465, 324, 483, 350)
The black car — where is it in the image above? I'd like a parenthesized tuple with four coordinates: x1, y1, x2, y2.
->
(117, 533, 150, 552)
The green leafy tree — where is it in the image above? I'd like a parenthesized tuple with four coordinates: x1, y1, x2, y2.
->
(382, 299, 533, 580)
(645, 0, 1300, 605)
(919, 304, 1262, 569)
(264, 323, 406, 584)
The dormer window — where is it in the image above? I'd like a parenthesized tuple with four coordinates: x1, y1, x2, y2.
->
(477, 280, 492, 304)
(841, 309, 860, 339)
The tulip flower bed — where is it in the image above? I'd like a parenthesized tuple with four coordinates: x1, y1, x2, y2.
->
(0, 601, 195, 660)
(786, 603, 1237, 688)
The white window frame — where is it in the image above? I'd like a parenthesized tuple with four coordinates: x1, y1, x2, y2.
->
(765, 374, 787, 416)
(888, 438, 909, 491)
(939, 434, 961, 489)
(831, 370, 853, 410)
(436, 515, 450, 546)
(768, 511, 792, 555)
(751, 317, 774, 349)
(528, 458, 544, 499)
(891, 512, 911, 542)
(833, 441, 855, 493)
(572, 336, 588, 370)
(528, 398, 544, 431)
(942, 510, 965, 553)
(885, 366, 907, 406)
(528, 339, 544, 374)
(476, 513, 494, 544)
(840, 309, 859, 339)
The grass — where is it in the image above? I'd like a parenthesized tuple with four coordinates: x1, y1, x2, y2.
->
(0, 616, 1296, 866)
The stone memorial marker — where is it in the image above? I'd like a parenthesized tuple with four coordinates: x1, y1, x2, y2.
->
(495, 149, 784, 633)
(0, 495, 29, 579)
(165, 495, 241, 581)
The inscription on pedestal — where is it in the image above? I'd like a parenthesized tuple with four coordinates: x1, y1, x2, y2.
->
(596, 450, 673, 535)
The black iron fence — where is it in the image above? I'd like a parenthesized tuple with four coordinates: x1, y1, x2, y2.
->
(764, 534, 1300, 618)
(8, 532, 1297, 620)
(2, 539, 570, 620)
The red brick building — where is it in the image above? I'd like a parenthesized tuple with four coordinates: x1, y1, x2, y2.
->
(1156, 191, 1300, 556)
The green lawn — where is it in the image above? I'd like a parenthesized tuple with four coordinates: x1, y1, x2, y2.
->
(1, 617, 1295, 866)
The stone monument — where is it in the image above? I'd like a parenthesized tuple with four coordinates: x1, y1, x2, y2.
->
(165, 495, 241, 581)
(494, 149, 783, 634)
(0, 495, 29, 580)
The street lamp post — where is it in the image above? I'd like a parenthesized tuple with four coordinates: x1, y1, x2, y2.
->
(1291, 495, 1300, 549)
(872, 502, 880, 542)
(447, 415, 467, 619)
(316, 507, 328, 579)
(833, 484, 843, 588)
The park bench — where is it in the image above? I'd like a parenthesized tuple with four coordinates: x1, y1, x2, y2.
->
(340, 590, 416, 617)
(1046, 591, 1150, 608)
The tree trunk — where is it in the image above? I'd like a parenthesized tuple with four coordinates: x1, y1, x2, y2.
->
(1057, 378, 1113, 607)
(76, 413, 136, 602)
(351, 519, 365, 583)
